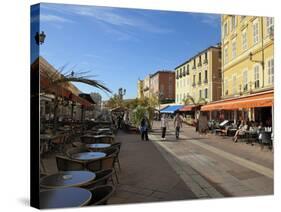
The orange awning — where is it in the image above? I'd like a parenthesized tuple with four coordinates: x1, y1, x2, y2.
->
(40, 74, 92, 108)
(180, 105, 196, 111)
(201, 90, 274, 111)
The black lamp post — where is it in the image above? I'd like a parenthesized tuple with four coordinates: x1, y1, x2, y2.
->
(35, 31, 46, 45)
(118, 88, 126, 100)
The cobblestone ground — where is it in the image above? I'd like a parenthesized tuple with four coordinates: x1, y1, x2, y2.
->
(149, 120, 273, 198)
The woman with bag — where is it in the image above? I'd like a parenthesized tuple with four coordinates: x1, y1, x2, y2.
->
(161, 114, 169, 141)
(140, 117, 149, 141)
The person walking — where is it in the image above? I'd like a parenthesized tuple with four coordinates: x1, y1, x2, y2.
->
(174, 113, 183, 139)
(161, 114, 169, 141)
(140, 117, 149, 141)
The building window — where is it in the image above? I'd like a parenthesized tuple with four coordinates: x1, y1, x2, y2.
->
(199, 90, 202, 99)
(198, 55, 202, 66)
(232, 39, 237, 59)
(204, 88, 208, 99)
(198, 73, 202, 85)
(218, 69, 222, 79)
(254, 65, 260, 88)
(253, 20, 259, 44)
(193, 75, 196, 86)
(242, 30, 247, 50)
(267, 58, 274, 84)
(204, 70, 208, 83)
(232, 75, 237, 94)
(204, 52, 208, 63)
(231, 16, 236, 31)
(224, 79, 228, 95)
(266, 17, 274, 36)
(243, 70, 248, 91)
(223, 22, 228, 38)
(193, 59, 196, 69)
(224, 46, 228, 64)
(187, 64, 190, 74)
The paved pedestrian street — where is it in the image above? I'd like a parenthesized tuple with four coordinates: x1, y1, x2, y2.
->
(149, 121, 273, 199)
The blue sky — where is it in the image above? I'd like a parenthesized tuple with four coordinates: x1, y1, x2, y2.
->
(31, 3, 221, 100)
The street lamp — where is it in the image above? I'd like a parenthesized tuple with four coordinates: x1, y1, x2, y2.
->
(158, 91, 163, 109)
(35, 31, 46, 45)
(249, 51, 265, 89)
(118, 88, 126, 100)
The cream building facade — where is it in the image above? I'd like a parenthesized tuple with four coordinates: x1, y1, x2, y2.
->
(137, 79, 144, 99)
(143, 75, 151, 98)
(175, 45, 222, 104)
(221, 15, 274, 98)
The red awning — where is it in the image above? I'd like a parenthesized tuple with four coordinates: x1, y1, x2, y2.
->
(40, 74, 92, 108)
(180, 105, 196, 111)
(201, 90, 274, 111)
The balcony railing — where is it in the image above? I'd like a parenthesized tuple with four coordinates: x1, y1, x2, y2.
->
(198, 81, 202, 85)
(204, 79, 208, 84)
(203, 59, 208, 64)
(192, 82, 196, 87)
(198, 61, 202, 67)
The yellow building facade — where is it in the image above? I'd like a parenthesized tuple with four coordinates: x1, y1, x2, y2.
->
(221, 15, 274, 98)
(137, 79, 144, 99)
(175, 45, 222, 104)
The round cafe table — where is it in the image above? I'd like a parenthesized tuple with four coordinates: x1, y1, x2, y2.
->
(71, 152, 106, 161)
(40, 187, 92, 209)
(40, 171, 96, 189)
(86, 143, 111, 150)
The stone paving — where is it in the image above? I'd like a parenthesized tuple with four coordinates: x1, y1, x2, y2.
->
(41, 120, 273, 205)
(108, 130, 197, 204)
(41, 130, 198, 205)
(149, 120, 273, 198)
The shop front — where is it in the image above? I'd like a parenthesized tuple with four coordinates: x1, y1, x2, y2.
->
(201, 90, 274, 126)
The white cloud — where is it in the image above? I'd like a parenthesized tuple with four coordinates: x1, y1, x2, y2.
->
(40, 14, 75, 23)
(200, 14, 220, 27)
(190, 13, 220, 28)
(40, 4, 172, 34)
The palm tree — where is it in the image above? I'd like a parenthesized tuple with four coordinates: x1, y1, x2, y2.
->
(41, 65, 112, 132)
(182, 94, 195, 105)
(182, 94, 207, 106)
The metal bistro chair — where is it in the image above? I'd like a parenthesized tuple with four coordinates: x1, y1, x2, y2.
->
(50, 134, 65, 153)
(87, 185, 116, 206)
(65, 146, 90, 158)
(258, 131, 272, 150)
(56, 155, 86, 171)
(111, 142, 122, 171)
(81, 169, 115, 189)
(86, 155, 119, 184)
(72, 141, 86, 148)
